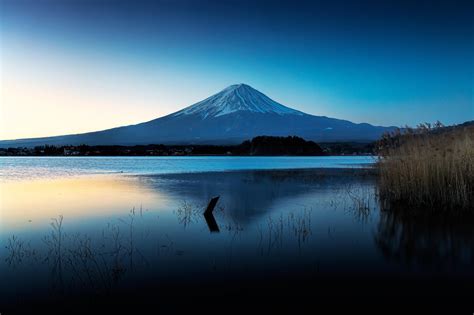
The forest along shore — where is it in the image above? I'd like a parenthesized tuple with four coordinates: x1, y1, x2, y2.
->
(0, 136, 375, 156)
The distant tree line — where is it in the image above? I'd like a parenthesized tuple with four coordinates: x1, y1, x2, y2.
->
(0, 136, 376, 156)
(238, 136, 324, 156)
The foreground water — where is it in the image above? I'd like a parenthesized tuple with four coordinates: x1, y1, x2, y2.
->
(0, 157, 473, 312)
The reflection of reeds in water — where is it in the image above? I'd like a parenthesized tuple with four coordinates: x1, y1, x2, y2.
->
(257, 208, 313, 255)
(42, 215, 65, 291)
(377, 123, 474, 212)
(5, 235, 37, 267)
(3, 191, 382, 299)
(174, 200, 203, 228)
(328, 183, 377, 223)
(375, 209, 474, 268)
(345, 184, 376, 222)
(224, 220, 244, 234)
(43, 215, 64, 259)
(5, 209, 156, 295)
(288, 208, 312, 246)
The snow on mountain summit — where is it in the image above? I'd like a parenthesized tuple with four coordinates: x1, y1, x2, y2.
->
(172, 84, 304, 119)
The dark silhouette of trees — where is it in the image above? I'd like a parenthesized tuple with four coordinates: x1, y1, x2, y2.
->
(237, 136, 324, 156)
(2, 136, 327, 156)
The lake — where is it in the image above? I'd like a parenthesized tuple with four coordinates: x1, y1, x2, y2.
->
(0, 156, 375, 181)
(0, 156, 473, 313)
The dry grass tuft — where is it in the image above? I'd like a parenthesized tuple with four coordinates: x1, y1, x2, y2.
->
(376, 122, 474, 213)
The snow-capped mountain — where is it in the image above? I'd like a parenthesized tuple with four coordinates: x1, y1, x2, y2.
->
(172, 84, 303, 118)
(0, 84, 396, 147)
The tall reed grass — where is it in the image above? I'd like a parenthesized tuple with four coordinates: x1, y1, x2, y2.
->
(377, 122, 474, 213)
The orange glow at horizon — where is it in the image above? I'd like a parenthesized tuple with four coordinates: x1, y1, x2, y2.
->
(0, 175, 168, 231)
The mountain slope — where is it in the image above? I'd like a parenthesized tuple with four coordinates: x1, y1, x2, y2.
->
(172, 84, 304, 118)
(0, 84, 396, 147)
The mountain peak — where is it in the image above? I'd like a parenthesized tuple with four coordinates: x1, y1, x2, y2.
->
(172, 84, 304, 119)
(225, 83, 251, 90)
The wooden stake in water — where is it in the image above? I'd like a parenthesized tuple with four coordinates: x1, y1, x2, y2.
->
(204, 196, 220, 232)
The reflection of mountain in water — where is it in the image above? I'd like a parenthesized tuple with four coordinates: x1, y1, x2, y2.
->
(375, 209, 474, 269)
(141, 169, 375, 224)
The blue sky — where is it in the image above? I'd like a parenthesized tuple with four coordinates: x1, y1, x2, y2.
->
(1, 0, 472, 139)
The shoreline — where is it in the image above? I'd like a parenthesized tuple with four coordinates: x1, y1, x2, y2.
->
(0, 154, 376, 157)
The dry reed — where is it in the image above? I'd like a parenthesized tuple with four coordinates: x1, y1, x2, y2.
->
(377, 122, 474, 213)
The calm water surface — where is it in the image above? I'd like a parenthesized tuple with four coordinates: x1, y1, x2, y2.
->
(0, 157, 472, 312)
(0, 156, 374, 181)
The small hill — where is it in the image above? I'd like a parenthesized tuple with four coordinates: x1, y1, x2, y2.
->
(238, 136, 324, 156)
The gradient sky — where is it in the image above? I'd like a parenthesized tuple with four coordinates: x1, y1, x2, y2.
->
(1, 0, 473, 140)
